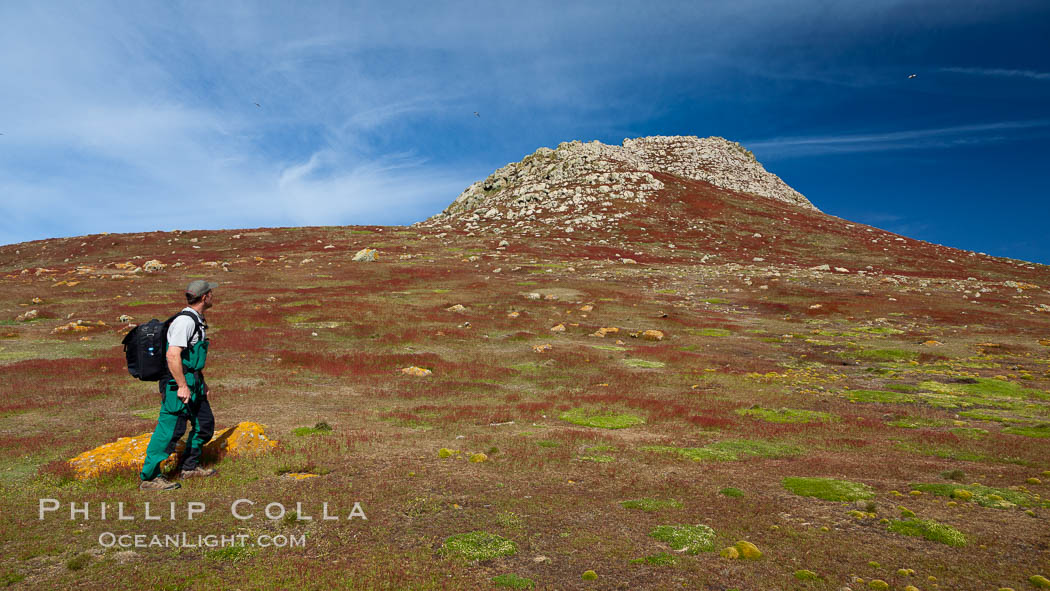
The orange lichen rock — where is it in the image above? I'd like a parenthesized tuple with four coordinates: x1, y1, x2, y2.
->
(590, 327, 619, 338)
(922, 340, 942, 346)
(52, 320, 106, 334)
(550, 323, 566, 332)
(641, 330, 665, 341)
(401, 366, 432, 377)
(68, 421, 277, 480)
(532, 343, 553, 353)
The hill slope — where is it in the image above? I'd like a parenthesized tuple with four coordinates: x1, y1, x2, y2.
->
(0, 137, 1049, 589)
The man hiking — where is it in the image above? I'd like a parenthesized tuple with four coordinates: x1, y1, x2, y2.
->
(139, 280, 219, 491)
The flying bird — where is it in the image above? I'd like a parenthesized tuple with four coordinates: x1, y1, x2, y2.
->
(907, 74, 917, 79)
(474, 111, 480, 117)
(254, 102, 261, 108)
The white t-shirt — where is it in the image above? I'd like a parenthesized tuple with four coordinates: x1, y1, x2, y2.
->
(167, 307, 206, 348)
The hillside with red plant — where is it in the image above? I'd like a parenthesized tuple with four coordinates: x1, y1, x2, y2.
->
(1, 136, 1049, 590)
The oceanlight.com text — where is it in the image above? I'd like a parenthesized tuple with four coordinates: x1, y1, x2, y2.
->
(98, 532, 306, 549)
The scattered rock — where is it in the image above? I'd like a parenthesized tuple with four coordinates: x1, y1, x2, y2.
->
(142, 260, 166, 273)
(401, 366, 432, 377)
(446, 304, 467, 313)
(810, 264, 831, 271)
(16, 309, 38, 322)
(117, 314, 133, 323)
(640, 329, 664, 341)
(352, 248, 378, 262)
(532, 344, 552, 353)
(550, 324, 566, 332)
(590, 327, 619, 338)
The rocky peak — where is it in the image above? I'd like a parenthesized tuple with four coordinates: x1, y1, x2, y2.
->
(418, 135, 815, 234)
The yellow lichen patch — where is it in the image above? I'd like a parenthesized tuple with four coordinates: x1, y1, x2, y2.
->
(507, 311, 520, 318)
(283, 472, 319, 480)
(401, 366, 432, 377)
(579, 304, 594, 312)
(589, 327, 619, 338)
(720, 546, 739, 559)
(734, 541, 762, 559)
(438, 448, 459, 458)
(532, 343, 552, 353)
(68, 421, 277, 479)
(469, 453, 488, 463)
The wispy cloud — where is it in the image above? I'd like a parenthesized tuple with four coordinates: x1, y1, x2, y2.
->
(746, 120, 1050, 158)
(940, 67, 1050, 80)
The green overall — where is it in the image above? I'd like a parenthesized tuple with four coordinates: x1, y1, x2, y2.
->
(139, 334, 210, 481)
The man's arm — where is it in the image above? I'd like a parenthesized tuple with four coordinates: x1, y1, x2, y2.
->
(166, 346, 192, 403)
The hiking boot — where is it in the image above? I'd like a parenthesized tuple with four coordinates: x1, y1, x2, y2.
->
(179, 466, 217, 479)
(139, 475, 181, 491)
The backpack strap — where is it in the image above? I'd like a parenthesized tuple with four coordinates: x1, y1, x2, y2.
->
(163, 311, 204, 348)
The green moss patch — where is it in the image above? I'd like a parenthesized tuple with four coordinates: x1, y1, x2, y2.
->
(846, 389, 915, 404)
(622, 358, 665, 368)
(292, 422, 333, 436)
(643, 439, 802, 462)
(887, 518, 966, 547)
(648, 524, 716, 554)
(735, 407, 834, 423)
(440, 531, 517, 561)
(559, 408, 645, 429)
(688, 328, 732, 337)
(621, 498, 683, 512)
(590, 344, 627, 352)
(719, 487, 744, 498)
(887, 416, 951, 429)
(1002, 424, 1050, 438)
(909, 483, 1036, 509)
(492, 573, 535, 589)
(630, 552, 677, 566)
(842, 348, 918, 363)
(920, 378, 1049, 401)
(782, 477, 874, 501)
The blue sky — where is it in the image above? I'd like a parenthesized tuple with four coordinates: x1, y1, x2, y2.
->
(2, 1, 1048, 263)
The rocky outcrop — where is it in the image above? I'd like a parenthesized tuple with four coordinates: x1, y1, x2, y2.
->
(418, 135, 815, 234)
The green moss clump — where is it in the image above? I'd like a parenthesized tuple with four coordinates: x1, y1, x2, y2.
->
(794, 569, 822, 581)
(440, 531, 517, 561)
(1030, 575, 1050, 588)
(908, 483, 1033, 509)
(581, 570, 598, 581)
(1002, 424, 1050, 438)
(782, 477, 874, 501)
(492, 574, 535, 589)
(536, 440, 560, 448)
(719, 487, 745, 498)
(559, 408, 645, 429)
(649, 524, 716, 554)
(688, 328, 732, 337)
(736, 406, 835, 423)
(292, 422, 334, 436)
(888, 518, 966, 547)
(643, 439, 802, 462)
(620, 498, 683, 512)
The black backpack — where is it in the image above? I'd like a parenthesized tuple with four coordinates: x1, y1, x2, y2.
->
(122, 311, 202, 381)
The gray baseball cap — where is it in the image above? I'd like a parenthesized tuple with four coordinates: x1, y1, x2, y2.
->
(185, 279, 218, 298)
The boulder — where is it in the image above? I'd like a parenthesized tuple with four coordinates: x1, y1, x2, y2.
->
(67, 421, 278, 480)
(353, 248, 378, 262)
